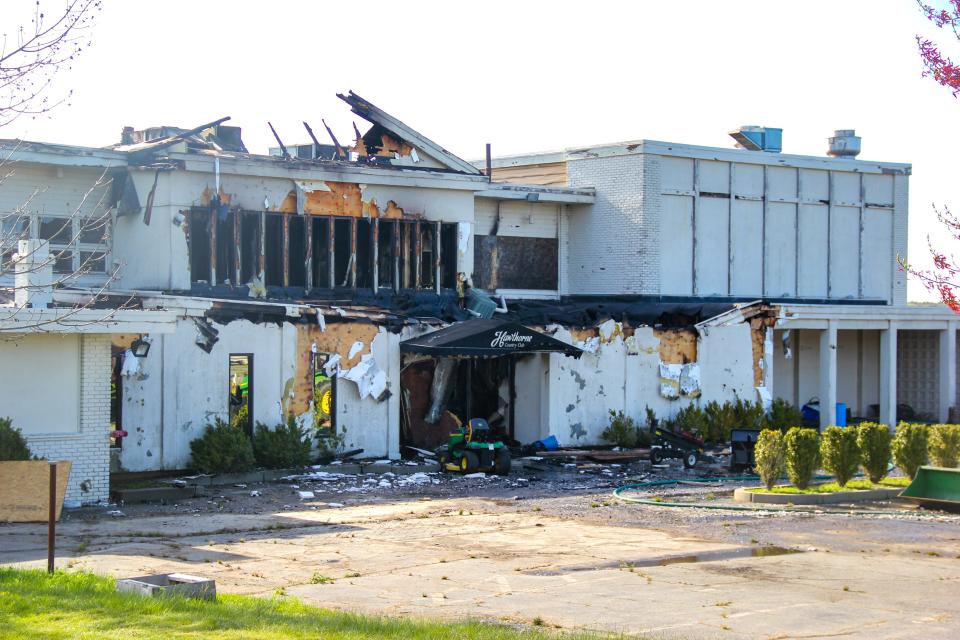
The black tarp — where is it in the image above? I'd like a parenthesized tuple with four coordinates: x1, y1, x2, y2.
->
(401, 319, 583, 358)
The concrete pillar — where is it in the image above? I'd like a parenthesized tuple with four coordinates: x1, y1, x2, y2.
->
(939, 324, 958, 423)
(819, 323, 838, 429)
(879, 323, 898, 428)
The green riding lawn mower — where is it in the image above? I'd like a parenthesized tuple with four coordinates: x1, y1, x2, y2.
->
(437, 418, 512, 475)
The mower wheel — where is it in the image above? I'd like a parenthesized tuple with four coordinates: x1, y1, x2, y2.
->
(493, 448, 511, 475)
(460, 451, 479, 473)
(683, 452, 698, 469)
(649, 448, 661, 465)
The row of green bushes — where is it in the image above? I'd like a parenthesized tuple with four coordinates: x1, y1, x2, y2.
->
(754, 422, 960, 491)
(601, 398, 805, 447)
(189, 416, 319, 474)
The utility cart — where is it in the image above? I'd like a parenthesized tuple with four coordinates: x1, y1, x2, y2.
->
(649, 426, 705, 468)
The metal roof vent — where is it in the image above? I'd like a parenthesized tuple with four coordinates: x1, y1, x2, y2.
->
(728, 126, 782, 153)
(827, 129, 861, 159)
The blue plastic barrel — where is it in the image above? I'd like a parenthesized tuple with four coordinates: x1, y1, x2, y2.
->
(836, 403, 847, 427)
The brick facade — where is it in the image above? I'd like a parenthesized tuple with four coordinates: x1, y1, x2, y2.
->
(565, 153, 661, 295)
(24, 334, 112, 505)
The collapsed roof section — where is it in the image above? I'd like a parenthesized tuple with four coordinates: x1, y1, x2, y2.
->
(106, 91, 482, 177)
(337, 91, 482, 175)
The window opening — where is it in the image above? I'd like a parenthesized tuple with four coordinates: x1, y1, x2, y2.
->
(440, 222, 458, 288)
(239, 211, 260, 284)
(229, 354, 253, 435)
(288, 215, 306, 287)
(356, 219, 372, 289)
(264, 214, 283, 287)
(189, 208, 212, 283)
(215, 208, 236, 285)
(313, 352, 336, 435)
(420, 224, 435, 289)
(311, 217, 330, 288)
(377, 219, 395, 289)
(333, 218, 352, 287)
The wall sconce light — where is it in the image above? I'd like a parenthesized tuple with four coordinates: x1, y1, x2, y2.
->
(131, 337, 152, 358)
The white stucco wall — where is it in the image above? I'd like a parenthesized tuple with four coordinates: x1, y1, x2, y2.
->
(119, 317, 399, 472)
(515, 323, 756, 446)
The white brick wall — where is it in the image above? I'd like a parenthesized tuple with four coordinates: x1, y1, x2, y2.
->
(25, 334, 112, 505)
(565, 153, 661, 295)
(892, 174, 909, 307)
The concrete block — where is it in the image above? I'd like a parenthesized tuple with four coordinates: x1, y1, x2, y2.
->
(112, 486, 198, 504)
(206, 471, 265, 486)
(117, 573, 216, 600)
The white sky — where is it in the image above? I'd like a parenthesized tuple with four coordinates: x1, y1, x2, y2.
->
(4, 0, 956, 302)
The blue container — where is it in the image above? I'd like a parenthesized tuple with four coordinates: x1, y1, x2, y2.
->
(836, 403, 847, 427)
(533, 435, 559, 451)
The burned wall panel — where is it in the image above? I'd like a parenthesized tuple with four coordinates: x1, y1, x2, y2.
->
(333, 218, 352, 287)
(378, 219, 396, 289)
(356, 219, 372, 289)
(473, 236, 558, 291)
(440, 223, 458, 288)
(215, 209, 236, 285)
(240, 211, 260, 284)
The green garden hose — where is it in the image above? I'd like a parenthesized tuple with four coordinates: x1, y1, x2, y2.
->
(611, 475, 927, 516)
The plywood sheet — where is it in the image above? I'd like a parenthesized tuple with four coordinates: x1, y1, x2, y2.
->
(0, 460, 71, 523)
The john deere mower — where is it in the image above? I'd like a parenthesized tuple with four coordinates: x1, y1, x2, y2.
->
(438, 418, 511, 475)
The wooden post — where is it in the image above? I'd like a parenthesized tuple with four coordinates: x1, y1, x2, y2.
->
(47, 462, 56, 574)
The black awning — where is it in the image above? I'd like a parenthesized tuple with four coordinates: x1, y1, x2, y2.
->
(401, 319, 583, 358)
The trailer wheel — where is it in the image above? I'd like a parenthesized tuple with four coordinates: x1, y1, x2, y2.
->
(683, 452, 698, 469)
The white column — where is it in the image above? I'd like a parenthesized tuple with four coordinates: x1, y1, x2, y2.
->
(819, 322, 838, 429)
(939, 323, 958, 423)
(879, 323, 898, 428)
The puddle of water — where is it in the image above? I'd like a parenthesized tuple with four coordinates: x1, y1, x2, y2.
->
(524, 546, 801, 575)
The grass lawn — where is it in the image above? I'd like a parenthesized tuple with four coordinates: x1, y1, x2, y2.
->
(0, 568, 614, 639)
(747, 476, 911, 495)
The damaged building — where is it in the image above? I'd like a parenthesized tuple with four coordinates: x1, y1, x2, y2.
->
(1, 99, 955, 505)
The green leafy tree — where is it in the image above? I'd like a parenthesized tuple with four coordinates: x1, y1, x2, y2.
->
(820, 426, 860, 488)
(892, 422, 929, 478)
(784, 427, 820, 490)
(928, 423, 960, 467)
(754, 429, 785, 490)
(856, 422, 892, 484)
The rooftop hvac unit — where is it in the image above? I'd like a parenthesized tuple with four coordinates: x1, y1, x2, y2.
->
(827, 130, 861, 158)
(728, 126, 782, 153)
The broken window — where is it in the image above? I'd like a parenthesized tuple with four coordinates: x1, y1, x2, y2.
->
(229, 354, 253, 436)
(440, 222, 458, 288)
(311, 217, 330, 288)
(333, 218, 352, 287)
(473, 236, 558, 291)
(377, 219, 396, 289)
(239, 211, 261, 284)
(356, 219, 372, 289)
(0, 215, 28, 276)
(288, 215, 306, 287)
(188, 208, 212, 283)
(420, 224, 435, 289)
(313, 352, 336, 434)
(215, 208, 236, 285)
(264, 213, 284, 287)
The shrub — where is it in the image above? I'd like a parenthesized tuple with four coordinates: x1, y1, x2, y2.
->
(767, 398, 803, 432)
(189, 417, 255, 474)
(732, 397, 767, 431)
(819, 426, 860, 487)
(856, 422, 892, 484)
(704, 401, 737, 444)
(784, 427, 820, 490)
(892, 422, 928, 478)
(252, 416, 313, 469)
(665, 404, 708, 438)
(928, 424, 960, 468)
(754, 429, 785, 490)
(0, 417, 32, 461)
